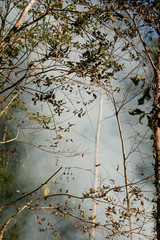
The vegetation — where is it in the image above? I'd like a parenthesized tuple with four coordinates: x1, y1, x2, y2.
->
(0, 0, 159, 239)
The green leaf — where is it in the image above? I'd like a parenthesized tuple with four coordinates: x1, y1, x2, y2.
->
(129, 108, 144, 115)
(93, 93, 97, 99)
(138, 87, 151, 105)
(138, 96, 145, 105)
(129, 74, 145, 86)
(139, 113, 146, 124)
(143, 87, 151, 101)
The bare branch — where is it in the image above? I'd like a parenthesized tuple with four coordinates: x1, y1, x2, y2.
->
(0, 166, 62, 211)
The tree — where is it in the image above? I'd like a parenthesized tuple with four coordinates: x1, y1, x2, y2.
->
(0, 0, 159, 239)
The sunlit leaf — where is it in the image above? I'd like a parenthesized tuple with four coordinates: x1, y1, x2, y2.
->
(44, 187, 50, 196)
(110, 15, 117, 22)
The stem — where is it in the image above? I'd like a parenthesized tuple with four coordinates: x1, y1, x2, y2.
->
(112, 93, 133, 240)
(126, 10, 156, 71)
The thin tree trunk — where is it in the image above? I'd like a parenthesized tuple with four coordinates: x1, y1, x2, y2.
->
(154, 37, 160, 239)
(112, 92, 133, 240)
(90, 91, 103, 240)
(115, 111, 133, 240)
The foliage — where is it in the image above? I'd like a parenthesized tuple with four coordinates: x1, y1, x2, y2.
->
(0, 0, 159, 239)
(0, 114, 29, 239)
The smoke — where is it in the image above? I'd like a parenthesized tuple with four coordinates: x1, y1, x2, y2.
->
(0, 3, 156, 239)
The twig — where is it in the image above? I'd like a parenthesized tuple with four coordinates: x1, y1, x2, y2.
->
(0, 167, 62, 211)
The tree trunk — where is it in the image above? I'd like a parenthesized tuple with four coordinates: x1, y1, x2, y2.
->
(154, 37, 160, 239)
(90, 91, 103, 240)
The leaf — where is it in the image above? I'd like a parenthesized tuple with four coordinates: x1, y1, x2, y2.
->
(44, 187, 50, 196)
(129, 108, 144, 115)
(129, 75, 141, 86)
(110, 15, 117, 22)
(153, 7, 159, 13)
(138, 96, 145, 105)
(139, 113, 146, 124)
(96, 164, 101, 167)
(93, 93, 97, 99)
(115, 12, 124, 19)
(110, 179, 115, 184)
(143, 87, 151, 101)
(112, 207, 117, 214)
(138, 87, 151, 105)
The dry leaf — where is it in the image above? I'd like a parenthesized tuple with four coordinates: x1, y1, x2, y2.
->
(110, 15, 117, 22)
(44, 187, 50, 196)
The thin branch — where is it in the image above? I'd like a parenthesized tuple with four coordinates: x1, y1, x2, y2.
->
(0, 0, 36, 47)
(0, 86, 25, 117)
(0, 74, 26, 95)
(0, 201, 30, 240)
(126, 10, 156, 71)
(0, 125, 20, 144)
(0, 167, 62, 211)
(111, 89, 133, 240)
